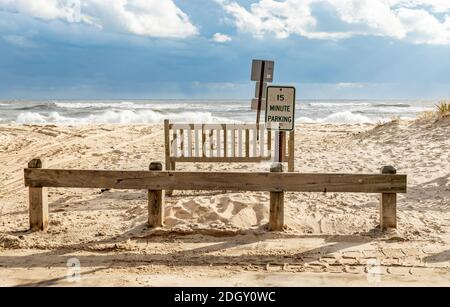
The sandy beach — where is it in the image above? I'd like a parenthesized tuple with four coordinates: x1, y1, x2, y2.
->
(0, 117, 449, 286)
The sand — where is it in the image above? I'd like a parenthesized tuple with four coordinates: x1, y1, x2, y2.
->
(0, 117, 449, 286)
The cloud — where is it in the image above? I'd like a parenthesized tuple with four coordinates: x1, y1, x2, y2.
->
(211, 32, 232, 42)
(335, 82, 365, 89)
(191, 81, 242, 89)
(217, 0, 450, 44)
(0, 0, 78, 21)
(3, 34, 37, 47)
(0, 0, 198, 38)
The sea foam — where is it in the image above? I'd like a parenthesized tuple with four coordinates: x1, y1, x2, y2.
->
(3, 99, 436, 125)
(15, 110, 234, 125)
(297, 111, 374, 124)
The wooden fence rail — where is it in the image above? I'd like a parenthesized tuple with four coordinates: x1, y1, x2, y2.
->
(24, 159, 407, 232)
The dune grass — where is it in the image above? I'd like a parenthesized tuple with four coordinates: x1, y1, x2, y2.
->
(418, 100, 450, 121)
(435, 101, 450, 117)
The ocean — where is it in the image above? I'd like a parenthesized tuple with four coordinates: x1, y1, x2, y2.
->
(0, 99, 436, 125)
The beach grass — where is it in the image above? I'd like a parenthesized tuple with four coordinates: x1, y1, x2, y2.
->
(436, 100, 450, 117)
(418, 100, 450, 121)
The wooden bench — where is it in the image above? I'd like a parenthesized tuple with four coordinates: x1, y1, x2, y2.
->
(164, 120, 295, 172)
(24, 159, 406, 232)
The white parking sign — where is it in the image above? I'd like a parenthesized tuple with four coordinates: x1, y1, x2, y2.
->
(265, 86, 296, 131)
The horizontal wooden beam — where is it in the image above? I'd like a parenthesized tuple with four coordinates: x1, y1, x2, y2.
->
(24, 169, 407, 193)
(171, 157, 272, 163)
(168, 123, 265, 130)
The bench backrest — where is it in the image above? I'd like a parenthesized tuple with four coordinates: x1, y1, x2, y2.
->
(164, 120, 295, 171)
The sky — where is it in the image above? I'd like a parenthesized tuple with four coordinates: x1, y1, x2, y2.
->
(1, 0, 450, 100)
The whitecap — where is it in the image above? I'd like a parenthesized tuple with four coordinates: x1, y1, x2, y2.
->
(14, 110, 237, 125)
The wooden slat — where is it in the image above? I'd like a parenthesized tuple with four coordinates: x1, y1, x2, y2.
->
(187, 128, 193, 157)
(259, 125, 265, 157)
(180, 129, 185, 157)
(172, 129, 178, 158)
(169, 123, 196, 129)
(245, 129, 250, 158)
(202, 126, 206, 158)
(217, 129, 221, 157)
(252, 128, 257, 157)
(231, 128, 236, 158)
(209, 129, 214, 157)
(25, 169, 407, 193)
(194, 128, 200, 158)
(238, 128, 243, 157)
(223, 126, 228, 158)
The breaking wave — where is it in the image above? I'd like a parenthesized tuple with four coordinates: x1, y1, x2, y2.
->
(297, 111, 375, 124)
(1, 99, 436, 125)
(15, 110, 234, 125)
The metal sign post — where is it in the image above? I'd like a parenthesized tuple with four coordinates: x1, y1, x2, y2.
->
(265, 86, 296, 163)
(251, 59, 274, 140)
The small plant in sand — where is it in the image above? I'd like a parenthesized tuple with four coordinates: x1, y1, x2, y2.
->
(391, 116, 400, 123)
(418, 111, 435, 120)
(375, 116, 400, 128)
(435, 101, 450, 117)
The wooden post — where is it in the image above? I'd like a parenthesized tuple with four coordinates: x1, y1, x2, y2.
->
(269, 163, 284, 231)
(28, 159, 48, 231)
(380, 166, 397, 230)
(288, 131, 295, 172)
(278, 131, 284, 163)
(256, 60, 266, 141)
(167, 159, 175, 196)
(148, 162, 164, 228)
(164, 120, 171, 171)
(164, 120, 174, 196)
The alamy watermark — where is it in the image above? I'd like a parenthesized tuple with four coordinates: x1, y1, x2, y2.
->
(66, 258, 81, 282)
(66, 0, 82, 23)
(366, 258, 382, 284)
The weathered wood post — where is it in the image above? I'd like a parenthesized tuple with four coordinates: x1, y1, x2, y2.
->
(164, 120, 171, 171)
(269, 163, 284, 231)
(28, 159, 48, 231)
(380, 166, 397, 230)
(164, 120, 174, 196)
(288, 130, 295, 172)
(148, 162, 164, 228)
